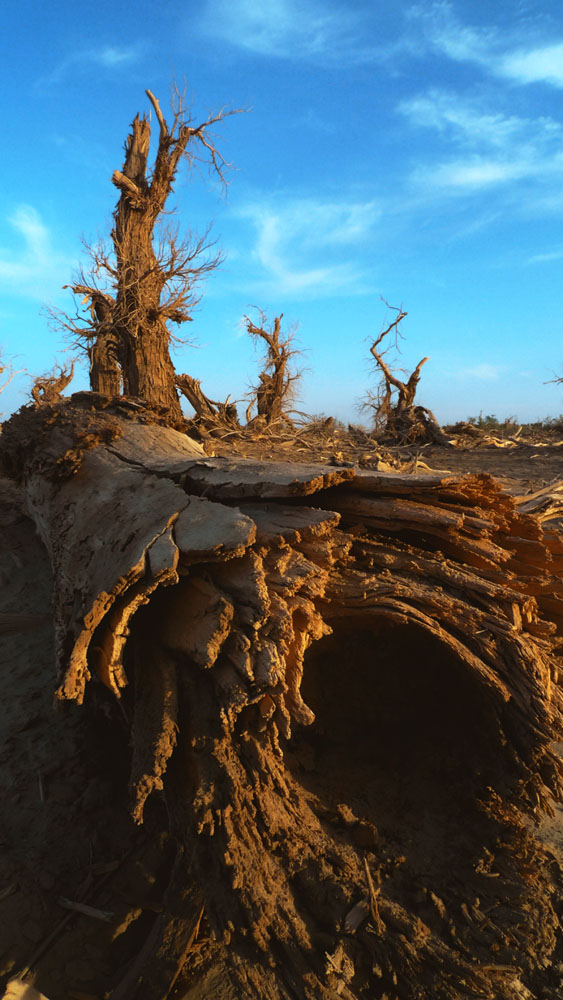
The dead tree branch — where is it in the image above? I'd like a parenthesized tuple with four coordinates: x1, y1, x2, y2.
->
(0, 360, 24, 396)
(175, 372, 240, 432)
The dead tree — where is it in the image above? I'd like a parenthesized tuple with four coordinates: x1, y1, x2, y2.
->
(245, 311, 302, 427)
(54, 88, 236, 418)
(30, 362, 75, 407)
(175, 373, 240, 432)
(2, 396, 563, 1000)
(365, 306, 446, 445)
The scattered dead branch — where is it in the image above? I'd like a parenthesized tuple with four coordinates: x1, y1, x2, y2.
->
(0, 360, 23, 397)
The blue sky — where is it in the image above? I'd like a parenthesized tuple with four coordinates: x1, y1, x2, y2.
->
(2, 0, 563, 423)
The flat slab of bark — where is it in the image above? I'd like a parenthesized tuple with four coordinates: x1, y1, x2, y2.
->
(237, 503, 340, 545)
(179, 455, 355, 499)
(107, 417, 206, 472)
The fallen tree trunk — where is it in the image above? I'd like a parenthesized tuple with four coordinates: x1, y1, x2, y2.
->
(2, 394, 563, 1000)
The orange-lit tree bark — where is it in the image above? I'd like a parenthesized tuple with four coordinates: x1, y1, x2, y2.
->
(58, 90, 235, 417)
(2, 395, 563, 1000)
(30, 362, 75, 406)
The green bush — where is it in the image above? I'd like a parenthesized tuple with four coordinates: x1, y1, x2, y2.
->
(466, 413, 519, 436)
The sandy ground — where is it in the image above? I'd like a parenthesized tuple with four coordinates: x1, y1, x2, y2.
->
(0, 441, 562, 998)
(209, 430, 563, 493)
(423, 441, 563, 494)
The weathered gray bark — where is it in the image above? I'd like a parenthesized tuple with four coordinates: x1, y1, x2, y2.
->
(2, 395, 563, 1000)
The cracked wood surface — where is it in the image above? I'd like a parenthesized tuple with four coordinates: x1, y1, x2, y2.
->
(3, 398, 563, 1000)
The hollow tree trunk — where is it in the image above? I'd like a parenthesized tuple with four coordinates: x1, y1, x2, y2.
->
(2, 395, 563, 1000)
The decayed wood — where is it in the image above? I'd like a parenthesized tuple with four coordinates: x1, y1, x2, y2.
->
(31, 362, 75, 406)
(3, 396, 563, 1000)
(1, 982, 51, 1000)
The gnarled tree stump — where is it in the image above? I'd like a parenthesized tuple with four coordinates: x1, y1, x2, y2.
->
(2, 394, 563, 1000)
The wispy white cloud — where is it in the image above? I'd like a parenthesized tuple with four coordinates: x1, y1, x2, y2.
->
(408, 2, 494, 63)
(441, 209, 503, 243)
(0, 205, 73, 299)
(94, 46, 138, 68)
(199, 0, 385, 64)
(38, 44, 141, 86)
(502, 43, 563, 86)
(234, 196, 380, 297)
(409, 2, 563, 89)
(528, 247, 563, 264)
(461, 363, 503, 381)
(426, 158, 531, 190)
(202, 0, 561, 76)
(400, 89, 563, 193)
(399, 90, 532, 149)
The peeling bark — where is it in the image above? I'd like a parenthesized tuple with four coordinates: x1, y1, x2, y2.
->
(2, 395, 563, 1000)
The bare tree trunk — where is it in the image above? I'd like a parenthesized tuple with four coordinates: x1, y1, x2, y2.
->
(79, 292, 122, 395)
(90, 327, 122, 396)
(59, 90, 236, 417)
(110, 115, 182, 416)
(2, 395, 563, 1000)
